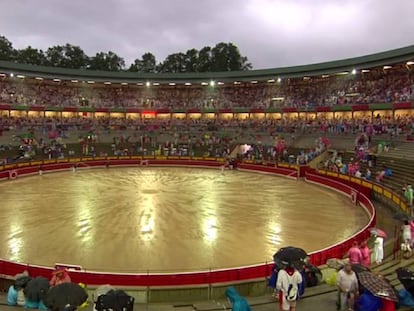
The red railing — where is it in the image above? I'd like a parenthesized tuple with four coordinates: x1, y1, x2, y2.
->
(0, 159, 375, 286)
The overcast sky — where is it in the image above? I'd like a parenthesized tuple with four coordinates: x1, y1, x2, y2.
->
(0, 0, 413, 69)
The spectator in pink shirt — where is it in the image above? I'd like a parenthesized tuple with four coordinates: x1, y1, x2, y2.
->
(360, 241, 371, 268)
(347, 241, 363, 265)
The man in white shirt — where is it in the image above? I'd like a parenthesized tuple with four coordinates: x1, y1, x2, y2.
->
(336, 263, 358, 311)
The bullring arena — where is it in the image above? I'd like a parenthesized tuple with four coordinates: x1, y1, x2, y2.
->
(0, 166, 368, 272)
(0, 45, 414, 309)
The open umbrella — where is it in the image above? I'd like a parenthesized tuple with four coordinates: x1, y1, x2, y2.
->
(352, 264, 371, 274)
(358, 272, 398, 302)
(397, 267, 414, 297)
(370, 228, 387, 238)
(44, 282, 88, 311)
(273, 246, 308, 269)
(95, 289, 134, 311)
(94, 285, 115, 301)
(24, 276, 50, 302)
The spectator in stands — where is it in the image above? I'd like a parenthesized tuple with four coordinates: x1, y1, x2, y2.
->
(336, 262, 358, 311)
(50, 268, 71, 286)
(365, 168, 372, 180)
(276, 266, 303, 311)
(405, 185, 413, 207)
(225, 286, 252, 311)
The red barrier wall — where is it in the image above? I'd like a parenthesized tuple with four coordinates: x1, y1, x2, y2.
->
(0, 159, 375, 286)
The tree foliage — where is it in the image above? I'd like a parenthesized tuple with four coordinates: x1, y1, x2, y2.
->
(0, 35, 15, 61)
(0, 35, 252, 72)
(129, 52, 157, 72)
(45, 44, 89, 69)
(15, 46, 47, 65)
(88, 51, 125, 71)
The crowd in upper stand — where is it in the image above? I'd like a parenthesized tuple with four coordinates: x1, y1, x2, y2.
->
(1, 114, 413, 137)
(0, 64, 413, 109)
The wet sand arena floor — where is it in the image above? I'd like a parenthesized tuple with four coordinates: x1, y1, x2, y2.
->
(0, 167, 368, 273)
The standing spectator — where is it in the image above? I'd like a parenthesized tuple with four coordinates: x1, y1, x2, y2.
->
(402, 220, 412, 245)
(347, 241, 363, 265)
(336, 263, 359, 311)
(360, 241, 371, 268)
(373, 234, 384, 264)
(276, 266, 303, 311)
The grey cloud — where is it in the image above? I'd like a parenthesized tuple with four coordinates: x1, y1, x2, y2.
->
(0, 0, 413, 69)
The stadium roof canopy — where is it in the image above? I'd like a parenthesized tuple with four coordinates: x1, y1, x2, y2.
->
(1, 45, 414, 84)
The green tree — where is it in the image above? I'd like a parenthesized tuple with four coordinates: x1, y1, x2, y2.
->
(88, 51, 125, 71)
(15, 46, 47, 65)
(0, 35, 15, 61)
(129, 52, 157, 72)
(157, 52, 186, 73)
(45, 44, 88, 69)
(197, 46, 212, 72)
(210, 42, 251, 72)
(184, 48, 199, 72)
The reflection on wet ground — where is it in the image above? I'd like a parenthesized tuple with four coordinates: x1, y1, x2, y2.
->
(0, 167, 368, 272)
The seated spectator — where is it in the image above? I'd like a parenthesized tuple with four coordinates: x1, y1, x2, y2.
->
(365, 168, 371, 180)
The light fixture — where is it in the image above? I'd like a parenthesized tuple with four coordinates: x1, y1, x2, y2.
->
(10, 73, 14, 77)
(169, 82, 176, 86)
(201, 82, 209, 86)
(153, 82, 160, 86)
(121, 82, 128, 85)
(210, 80, 215, 87)
(146, 81, 150, 87)
(137, 82, 144, 86)
(351, 69, 357, 75)
(35, 77, 44, 80)
(321, 74, 329, 78)
(233, 81, 241, 85)
(53, 78, 61, 82)
(267, 79, 275, 83)
(406, 61, 414, 65)
(17, 75, 25, 79)
(303, 76, 311, 80)
(251, 80, 258, 84)
(185, 82, 192, 86)
(104, 81, 111, 85)
(277, 77, 282, 83)
(217, 81, 224, 85)
(71, 79, 78, 83)
(361, 69, 370, 73)
(383, 65, 392, 70)
(87, 80, 95, 84)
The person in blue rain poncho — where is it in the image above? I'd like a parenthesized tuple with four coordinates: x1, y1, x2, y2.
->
(226, 286, 252, 311)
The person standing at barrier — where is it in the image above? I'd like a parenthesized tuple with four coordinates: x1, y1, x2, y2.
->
(347, 241, 362, 265)
(402, 220, 412, 245)
(360, 241, 371, 268)
(373, 234, 384, 264)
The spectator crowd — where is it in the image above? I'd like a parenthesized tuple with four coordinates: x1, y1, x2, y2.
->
(0, 63, 413, 109)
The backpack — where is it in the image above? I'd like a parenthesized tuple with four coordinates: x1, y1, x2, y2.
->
(286, 274, 298, 302)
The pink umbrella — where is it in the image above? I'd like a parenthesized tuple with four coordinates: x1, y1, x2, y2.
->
(370, 228, 387, 238)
